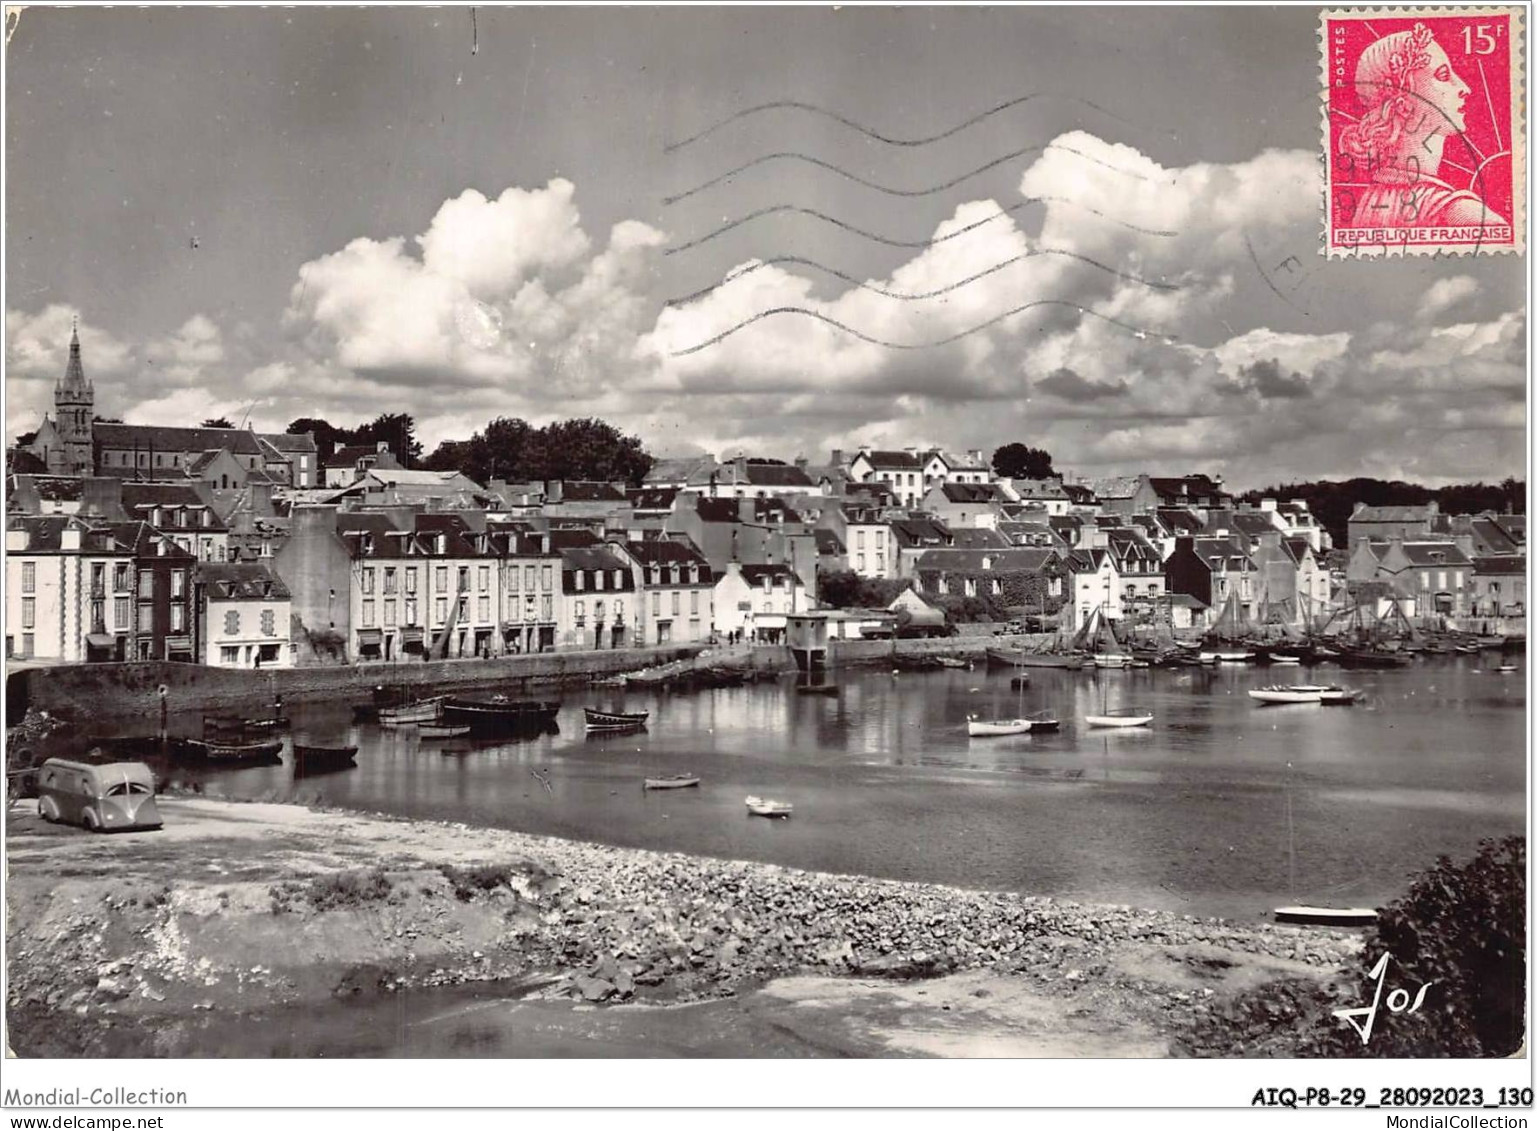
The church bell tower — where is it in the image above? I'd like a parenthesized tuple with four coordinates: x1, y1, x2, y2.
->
(54, 318, 95, 475)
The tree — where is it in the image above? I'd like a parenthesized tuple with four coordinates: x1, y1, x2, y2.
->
(201, 416, 235, 429)
(353, 413, 422, 468)
(14, 430, 37, 447)
(287, 417, 345, 466)
(992, 443, 1056, 480)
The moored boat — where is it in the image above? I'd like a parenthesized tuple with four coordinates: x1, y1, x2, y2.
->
(967, 716, 1032, 737)
(1215, 650, 1255, 663)
(183, 737, 284, 764)
(1093, 652, 1133, 669)
(418, 723, 471, 739)
(443, 696, 560, 733)
(379, 697, 444, 726)
(745, 795, 793, 818)
(1317, 687, 1360, 704)
(291, 743, 358, 774)
(987, 647, 1084, 670)
(794, 684, 839, 696)
(1248, 684, 1333, 704)
(1084, 709, 1153, 728)
(1273, 905, 1377, 928)
(583, 707, 650, 730)
(1270, 654, 1302, 665)
(644, 774, 700, 790)
(1023, 710, 1060, 732)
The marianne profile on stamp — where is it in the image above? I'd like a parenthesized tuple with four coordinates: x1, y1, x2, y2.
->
(1338, 21, 1505, 229)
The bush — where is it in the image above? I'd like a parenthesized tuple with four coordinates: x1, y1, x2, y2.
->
(439, 863, 515, 902)
(270, 868, 394, 914)
(1179, 837, 1525, 1058)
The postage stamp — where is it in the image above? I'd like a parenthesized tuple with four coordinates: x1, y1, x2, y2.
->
(1322, 6, 1525, 257)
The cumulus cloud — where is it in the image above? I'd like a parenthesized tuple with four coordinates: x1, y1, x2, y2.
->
(1416, 275, 1481, 321)
(5, 305, 135, 438)
(1036, 367, 1127, 401)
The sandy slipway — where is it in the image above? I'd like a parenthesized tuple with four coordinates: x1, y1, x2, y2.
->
(5, 799, 1363, 1057)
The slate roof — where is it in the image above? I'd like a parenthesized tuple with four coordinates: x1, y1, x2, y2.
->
(645, 455, 719, 485)
(259, 432, 318, 454)
(1156, 508, 1205, 536)
(552, 481, 628, 503)
(936, 482, 1006, 504)
(1062, 483, 1098, 504)
(626, 487, 679, 512)
(1473, 555, 1526, 575)
(997, 520, 1064, 549)
(94, 423, 266, 457)
(1395, 541, 1472, 567)
(22, 475, 83, 501)
(948, 527, 1011, 550)
(1284, 538, 1314, 565)
(694, 497, 803, 525)
(559, 545, 635, 580)
(813, 529, 846, 555)
(855, 449, 924, 470)
(737, 563, 804, 587)
(623, 539, 712, 571)
(194, 562, 291, 601)
(1150, 475, 1230, 502)
(326, 444, 389, 468)
(1081, 475, 1144, 500)
(887, 516, 952, 548)
(914, 547, 1059, 573)
(1351, 504, 1436, 523)
(6, 515, 124, 553)
(1189, 536, 1253, 570)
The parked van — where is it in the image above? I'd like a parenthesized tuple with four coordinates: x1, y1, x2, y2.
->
(36, 759, 162, 833)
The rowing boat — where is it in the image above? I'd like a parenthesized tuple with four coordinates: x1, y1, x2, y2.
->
(745, 795, 793, 818)
(1084, 709, 1153, 728)
(644, 775, 700, 790)
(967, 716, 1031, 737)
(583, 707, 650, 730)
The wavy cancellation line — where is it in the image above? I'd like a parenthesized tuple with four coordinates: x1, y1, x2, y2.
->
(667, 301, 1174, 357)
(664, 197, 1177, 257)
(661, 142, 1155, 207)
(663, 249, 1178, 308)
(664, 93, 1176, 153)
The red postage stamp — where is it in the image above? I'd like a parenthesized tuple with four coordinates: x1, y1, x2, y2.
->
(1322, 7, 1525, 256)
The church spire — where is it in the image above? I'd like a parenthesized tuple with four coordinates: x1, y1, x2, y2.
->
(61, 316, 90, 393)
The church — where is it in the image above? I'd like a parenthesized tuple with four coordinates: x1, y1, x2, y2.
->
(28, 323, 318, 487)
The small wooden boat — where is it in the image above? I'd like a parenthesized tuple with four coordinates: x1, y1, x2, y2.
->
(1215, 650, 1255, 663)
(583, 707, 650, 730)
(644, 774, 700, 790)
(967, 716, 1031, 737)
(1196, 651, 1221, 665)
(1084, 709, 1153, 728)
(379, 697, 444, 726)
(934, 656, 969, 669)
(418, 723, 471, 739)
(745, 795, 793, 818)
(1317, 687, 1360, 704)
(1024, 711, 1060, 732)
(1093, 652, 1133, 669)
(1495, 664, 1519, 673)
(443, 696, 560, 733)
(1270, 654, 1302, 665)
(183, 737, 284, 764)
(794, 684, 839, 696)
(291, 743, 358, 774)
(1249, 685, 1332, 704)
(1273, 905, 1377, 928)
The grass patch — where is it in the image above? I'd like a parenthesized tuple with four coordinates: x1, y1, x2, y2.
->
(438, 863, 516, 902)
(270, 868, 394, 914)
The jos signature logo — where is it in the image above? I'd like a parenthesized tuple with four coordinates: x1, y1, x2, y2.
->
(1332, 953, 1436, 1045)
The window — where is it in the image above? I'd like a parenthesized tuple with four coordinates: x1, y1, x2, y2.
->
(574, 599, 586, 625)
(224, 609, 240, 635)
(20, 561, 37, 594)
(21, 597, 34, 629)
(479, 566, 490, 592)
(615, 599, 624, 620)
(509, 565, 520, 592)
(458, 566, 469, 592)
(857, 530, 866, 549)
(221, 646, 240, 664)
(964, 578, 977, 597)
(594, 600, 605, 621)
(541, 565, 553, 591)
(478, 596, 490, 622)
(857, 553, 866, 572)
(405, 568, 418, 594)
(652, 591, 660, 615)
(524, 565, 536, 591)
(690, 590, 699, 615)
(139, 604, 154, 632)
(361, 568, 375, 595)
(361, 600, 376, 628)
(541, 595, 552, 621)
(384, 601, 397, 627)
(436, 566, 449, 591)
(384, 568, 398, 595)
(595, 571, 605, 591)
(170, 604, 185, 632)
(613, 570, 623, 590)
(261, 609, 276, 636)
(404, 599, 418, 626)
(672, 591, 681, 616)
(114, 563, 130, 592)
(171, 570, 186, 598)
(434, 597, 448, 624)
(457, 596, 468, 621)
(115, 597, 130, 629)
(576, 572, 585, 591)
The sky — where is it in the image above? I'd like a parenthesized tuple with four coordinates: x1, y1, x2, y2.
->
(4, 6, 1526, 490)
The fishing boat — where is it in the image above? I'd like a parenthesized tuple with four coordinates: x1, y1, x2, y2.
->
(967, 716, 1032, 737)
(183, 737, 284, 764)
(291, 743, 358, 774)
(1196, 651, 1221, 665)
(443, 696, 560, 733)
(644, 774, 700, 790)
(1335, 648, 1411, 669)
(745, 795, 793, 818)
(418, 723, 471, 739)
(1093, 652, 1134, 669)
(583, 707, 651, 730)
(1023, 710, 1060, 732)
(1215, 650, 1255, 663)
(379, 697, 444, 726)
(1084, 708, 1153, 728)
(1273, 905, 1377, 928)
(986, 646, 1083, 670)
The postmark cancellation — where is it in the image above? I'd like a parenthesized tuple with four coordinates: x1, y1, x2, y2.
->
(1322, 6, 1525, 257)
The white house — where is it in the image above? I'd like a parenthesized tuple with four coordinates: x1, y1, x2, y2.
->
(713, 562, 808, 643)
(196, 562, 293, 668)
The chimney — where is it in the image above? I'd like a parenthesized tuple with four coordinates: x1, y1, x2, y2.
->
(1175, 535, 1195, 556)
(830, 448, 844, 467)
(541, 533, 551, 554)
(737, 496, 755, 523)
(794, 455, 808, 471)
(81, 477, 124, 519)
(1260, 498, 1277, 512)
(967, 449, 982, 465)
(904, 446, 918, 456)
(5, 528, 28, 552)
(734, 455, 747, 480)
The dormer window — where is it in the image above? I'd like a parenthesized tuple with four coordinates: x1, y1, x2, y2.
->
(595, 571, 605, 591)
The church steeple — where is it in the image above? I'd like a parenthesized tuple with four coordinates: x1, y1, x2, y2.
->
(53, 316, 95, 475)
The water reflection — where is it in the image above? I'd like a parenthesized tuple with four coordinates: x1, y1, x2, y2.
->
(76, 654, 1526, 921)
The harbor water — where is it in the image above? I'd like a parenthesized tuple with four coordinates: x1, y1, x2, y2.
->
(144, 655, 1525, 922)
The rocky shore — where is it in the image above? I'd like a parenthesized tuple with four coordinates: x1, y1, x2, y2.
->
(5, 799, 1362, 1057)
